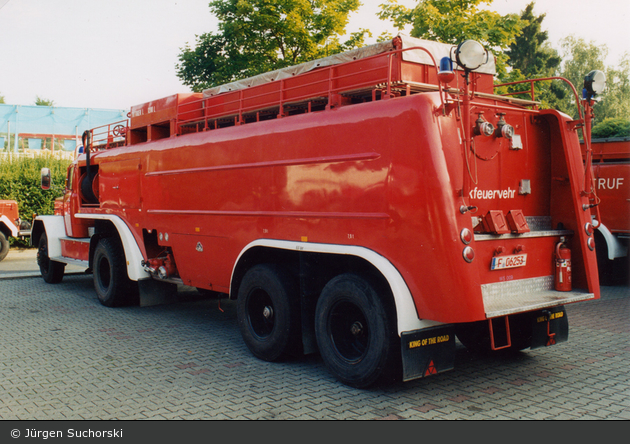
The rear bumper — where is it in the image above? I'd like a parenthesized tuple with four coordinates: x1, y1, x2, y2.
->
(481, 275, 594, 318)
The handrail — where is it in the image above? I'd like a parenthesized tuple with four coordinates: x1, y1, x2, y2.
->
(176, 44, 444, 132)
(495, 76, 602, 211)
(89, 119, 128, 149)
(494, 77, 584, 121)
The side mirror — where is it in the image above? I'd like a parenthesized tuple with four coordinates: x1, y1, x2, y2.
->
(41, 168, 52, 190)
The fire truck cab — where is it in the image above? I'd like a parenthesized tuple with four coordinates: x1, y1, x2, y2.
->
(0, 199, 31, 261)
(32, 36, 601, 387)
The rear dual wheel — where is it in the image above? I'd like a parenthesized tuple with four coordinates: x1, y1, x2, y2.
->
(237, 264, 301, 361)
(315, 273, 397, 388)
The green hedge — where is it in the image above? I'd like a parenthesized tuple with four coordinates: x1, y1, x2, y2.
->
(591, 117, 630, 139)
(0, 154, 71, 246)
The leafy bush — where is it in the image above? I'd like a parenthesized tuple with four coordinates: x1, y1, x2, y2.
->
(0, 154, 71, 246)
(591, 117, 630, 139)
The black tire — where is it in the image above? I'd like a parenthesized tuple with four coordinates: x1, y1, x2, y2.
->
(237, 264, 301, 361)
(0, 231, 9, 262)
(37, 232, 65, 284)
(315, 273, 397, 388)
(456, 313, 533, 354)
(93, 237, 137, 307)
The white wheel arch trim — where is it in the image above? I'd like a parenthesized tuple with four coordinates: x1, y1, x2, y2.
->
(34, 215, 66, 257)
(233, 239, 443, 335)
(0, 215, 19, 237)
(596, 223, 628, 260)
(74, 213, 149, 281)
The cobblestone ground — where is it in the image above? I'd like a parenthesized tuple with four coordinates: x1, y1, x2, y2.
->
(0, 274, 628, 420)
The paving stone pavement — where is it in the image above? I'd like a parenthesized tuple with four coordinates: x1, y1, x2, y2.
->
(0, 273, 628, 420)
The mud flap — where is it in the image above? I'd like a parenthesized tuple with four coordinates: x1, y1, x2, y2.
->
(401, 325, 455, 382)
(138, 278, 178, 306)
(531, 305, 569, 349)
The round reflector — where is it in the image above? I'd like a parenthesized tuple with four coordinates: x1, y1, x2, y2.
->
(460, 228, 473, 245)
(584, 222, 594, 236)
(463, 246, 475, 263)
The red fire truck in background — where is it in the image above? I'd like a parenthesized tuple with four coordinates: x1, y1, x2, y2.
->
(581, 137, 629, 284)
(0, 200, 31, 261)
(32, 36, 602, 387)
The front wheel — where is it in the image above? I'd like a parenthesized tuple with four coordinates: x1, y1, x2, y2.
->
(93, 237, 137, 307)
(37, 232, 65, 283)
(315, 273, 397, 388)
(0, 231, 10, 262)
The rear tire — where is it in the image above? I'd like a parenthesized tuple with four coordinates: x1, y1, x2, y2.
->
(93, 237, 136, 307)
(0, 231, 9, 262)
(315, 273, 396, 388)
(237, 264, 301, 361)
(37, 232, 65, 284)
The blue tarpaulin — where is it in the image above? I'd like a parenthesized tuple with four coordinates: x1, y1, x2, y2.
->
(27, 138, 42, 150)
(0, 104, 128, 151)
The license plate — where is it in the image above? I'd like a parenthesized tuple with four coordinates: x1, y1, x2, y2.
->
(491, 253, 527, 270)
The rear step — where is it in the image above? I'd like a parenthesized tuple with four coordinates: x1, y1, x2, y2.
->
(481, 275, 594, 318)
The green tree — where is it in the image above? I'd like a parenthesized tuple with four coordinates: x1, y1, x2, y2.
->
(591, 117, 630, 139)
(378, 0, 524, 77)
(557, 36, 630, 121)
(176, 0, 366, 91)
(505, 3, 559, 76)
(500, 2, 563, 109)
(34, 96, 54, 106)
(0, 93, 5, 104)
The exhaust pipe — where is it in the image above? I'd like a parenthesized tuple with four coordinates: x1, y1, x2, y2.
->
(80, 130, 98, 203)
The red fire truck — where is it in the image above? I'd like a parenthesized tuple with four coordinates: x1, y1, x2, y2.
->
(32, 36, 602, 387)
(0, 200, 31, 261)
(581, 137, 629, 284)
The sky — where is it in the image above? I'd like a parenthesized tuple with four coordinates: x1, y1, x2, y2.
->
(0, 0, 628, 111)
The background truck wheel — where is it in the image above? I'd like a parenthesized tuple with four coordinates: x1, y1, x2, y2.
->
(37, 232, 65, 283)
(0, 231, 9, 262)
(93, 237, 137, 307)
(237, 264, 300, 361)
(315, 273, 396, 388)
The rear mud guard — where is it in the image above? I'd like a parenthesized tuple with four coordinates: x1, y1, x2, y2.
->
(401, 324, 456, 381)
(531, 305, 569, 349)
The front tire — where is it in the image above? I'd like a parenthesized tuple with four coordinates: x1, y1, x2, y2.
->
(0, 231, 10, 262)
(237, 264, 300, 361)
(37, 232, 65, 283)
(93, 237, 136, 307)
(315, 273, 396, 388)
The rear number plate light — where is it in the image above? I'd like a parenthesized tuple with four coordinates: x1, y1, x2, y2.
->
(491, 253, 527, 270)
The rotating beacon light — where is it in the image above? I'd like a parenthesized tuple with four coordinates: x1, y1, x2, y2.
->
(438, 56, 455, 84)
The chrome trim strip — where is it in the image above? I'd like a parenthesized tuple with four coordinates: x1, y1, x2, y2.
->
(475, 230, 573, 241)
